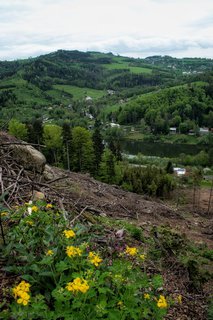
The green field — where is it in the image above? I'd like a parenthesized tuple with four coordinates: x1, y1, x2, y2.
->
(53, 85, 106, 100)
(104, 63, 152, 74)
(0, 77, 27, 90)
(100, 103, 122, 116)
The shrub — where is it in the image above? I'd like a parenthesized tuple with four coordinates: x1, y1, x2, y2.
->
(1, 202, 168, 319)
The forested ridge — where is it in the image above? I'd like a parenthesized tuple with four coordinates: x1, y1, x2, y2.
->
(113, 83, 213, 132)
(0, 50, 213, 129)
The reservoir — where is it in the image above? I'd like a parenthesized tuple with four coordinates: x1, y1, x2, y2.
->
(121, 140, 206, 158)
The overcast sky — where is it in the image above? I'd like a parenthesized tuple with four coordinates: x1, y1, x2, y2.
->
(1, 0, 213, 60)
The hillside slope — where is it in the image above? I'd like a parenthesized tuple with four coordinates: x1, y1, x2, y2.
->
(1, 132, 213, 319)
(0, 131, 212, 246)
(1, 50, 213, 127)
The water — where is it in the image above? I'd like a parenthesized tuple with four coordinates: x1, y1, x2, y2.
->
(121, 140, 206, 158)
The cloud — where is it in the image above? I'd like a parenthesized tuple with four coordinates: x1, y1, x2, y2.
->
(0, 0, 213, 60)
(85, 37, 213, 57)
(188, 15, 213, 29)
(1, 33, 213, 60)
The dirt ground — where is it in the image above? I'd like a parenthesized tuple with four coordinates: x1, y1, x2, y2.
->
(45, 167, 213, 250)
(1, 133, 212, 319)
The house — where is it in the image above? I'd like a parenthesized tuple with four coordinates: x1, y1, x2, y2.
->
(107, 90, 115, 95)
(189, 129, 195, 135)
(85, 112, 94, 120)
(199, 128, 209, 135)
(169, 127, 177, 134)
(110, 123, 120, 128)
(85, 96, 93, 102)
(173, 167, 186, 176)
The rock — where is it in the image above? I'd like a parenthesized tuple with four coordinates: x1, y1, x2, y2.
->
(43, 165, 56, 181)
(99, 212, 107, 217)
(115, 229, 125, 238)
(9, 144, 46, 173)
(32, 191, 45, 201)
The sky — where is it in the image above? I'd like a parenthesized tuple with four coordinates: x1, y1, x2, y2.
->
(0, 0, 213, 61)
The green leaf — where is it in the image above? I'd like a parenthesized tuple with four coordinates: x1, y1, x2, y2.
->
(2, 266, 18, 273)
(21, 274, 37, 283)
(29, 264, 41, 273)
(108, 310, 121, 320)
(39, 271, 53, 277)
(98, 287, 112, 294)
(55, 261, 69, 272)
(152, 274, 163, 289)
(38, 256, 53, 265)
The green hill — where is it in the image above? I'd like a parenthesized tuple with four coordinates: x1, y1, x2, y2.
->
(0, 50, 213, 127)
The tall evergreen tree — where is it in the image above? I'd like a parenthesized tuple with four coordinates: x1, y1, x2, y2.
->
(62, 122, 72, 171)
(30, 118, 43, 149)
(92, 125, 104, 174)
(166, 161, 174, 174)
(99, 148, 116, 184)
(72, 126, 95, 173)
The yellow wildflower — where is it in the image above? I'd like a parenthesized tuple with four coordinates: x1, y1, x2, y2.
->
(16, 281, 30, 293)
(17, 292, 30, 306)
(0, 212, 8, 217)
(46, 250, 54, 256)
(114, 274, 124, 283)
(117, 301, 124, 309)
(125, 246, 138, 256)
(157, 295, 167, 308)
(12, 281, 31, 306)
(90, 256, 102, 267)
(63, 229, 76, 239)
(66, 246, 82, 257)
(177, 294, 182, 304)
(31, 206, 38, 212)
(46, 203, 53, 209)
(140, 254, 146, 261)
(26, 220, 33, 226)
(88, 252, 95, 259)
(144, 293, 150, 299)
(66, 278, 89, 294)
(88, 251, 102, 267)
(75, 247, 82, 255)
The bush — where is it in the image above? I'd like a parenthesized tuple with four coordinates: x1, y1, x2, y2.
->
(1, 202, 168, 319)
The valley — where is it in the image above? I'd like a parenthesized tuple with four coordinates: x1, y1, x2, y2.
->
(0, 50, 213, 319)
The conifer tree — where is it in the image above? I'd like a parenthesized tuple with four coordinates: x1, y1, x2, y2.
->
(166, 161, 174, 174)
(31, 118, 43, 148)
(62, 122, 72, 171)
(92, 122, 104, 174)
(72, 126, 95, 173)
(99, 148, 116, 184)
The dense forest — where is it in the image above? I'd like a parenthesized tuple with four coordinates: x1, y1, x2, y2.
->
(113, 83, 213, 133)
(0, 50, 213, 129)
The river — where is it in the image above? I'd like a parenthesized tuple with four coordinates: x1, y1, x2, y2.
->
(121, 140, 206, 158)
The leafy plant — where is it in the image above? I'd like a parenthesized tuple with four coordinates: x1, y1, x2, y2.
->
(1, 202, 169, 319)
